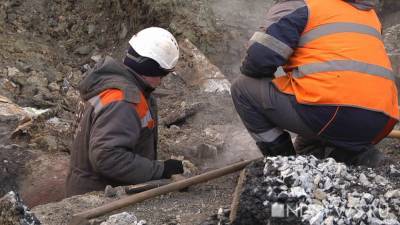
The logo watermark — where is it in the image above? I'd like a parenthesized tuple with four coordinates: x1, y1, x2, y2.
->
(268, 202, 395, 219)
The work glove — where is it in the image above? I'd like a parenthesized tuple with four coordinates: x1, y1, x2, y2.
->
(162, 159, 184, 178)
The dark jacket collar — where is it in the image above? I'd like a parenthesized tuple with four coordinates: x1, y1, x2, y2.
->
(78, 56, 154, 101)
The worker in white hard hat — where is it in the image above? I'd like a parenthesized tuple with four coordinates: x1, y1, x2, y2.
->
(66, 27, 184, 196)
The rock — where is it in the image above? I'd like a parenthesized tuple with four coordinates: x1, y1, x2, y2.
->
(374, 175, 388, 185)
(323, 216, 335, 225)
(383, 24, 400, 78)
(91, 54, 102, 63)
(26, 71, 48, 88)
(0, 191, 41, 225)
(390, 165, 400, 177)
(363, 193, 374, 204)
(31, 135, 58, 152)
(119, 23, 128, 39)
(7, 67, 21, 77)
(347, 196, 360, 208)
(359, 173, 371, 187)
(309, 211, 324, 225)
(314, 189, 327, 201)
(179, 39, 231, 93)
(74, 45, 92, 55)
(100, 212, 145, 225)
(0, 96, 29, 144)
(384, 189, 400, 199)
(15, 60, 32, 72)
(0, 78, 19, 98)
(193, 143, 218, 159)
(104, 185, 125, 198)
(88, 24, 96, 35)
(48, 82, 60, 92)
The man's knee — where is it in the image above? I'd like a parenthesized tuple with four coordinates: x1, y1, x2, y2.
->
(231, 75, 266, 103)
(230, 76, 247, 101)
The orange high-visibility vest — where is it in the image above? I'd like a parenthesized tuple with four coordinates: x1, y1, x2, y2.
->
(273, 0, 399, 119)
(89, 89, 155, 129)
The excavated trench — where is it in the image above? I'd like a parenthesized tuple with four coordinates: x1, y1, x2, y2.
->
(1, 0, 400, 224)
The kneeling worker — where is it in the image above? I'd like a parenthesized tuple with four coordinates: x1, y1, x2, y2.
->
(66, 27, 184, 196)
(231, 0, 399, 167)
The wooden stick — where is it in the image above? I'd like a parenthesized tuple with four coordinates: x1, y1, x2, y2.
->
(229, 169, 246, 223)
(387, 130, 400, 139)
(69, 159, 256, 225)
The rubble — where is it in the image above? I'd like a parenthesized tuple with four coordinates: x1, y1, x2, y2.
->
(100, 212, 146, 225)
(234, 156, 400, 225)
(0, 191, 41, 225)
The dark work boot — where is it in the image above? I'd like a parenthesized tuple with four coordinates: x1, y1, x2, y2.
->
(349, 146, 390, 168)
(293, 135, 324, 155)
(256, 132, 296, 157)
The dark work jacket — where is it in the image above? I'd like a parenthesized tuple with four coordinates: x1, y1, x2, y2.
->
(66, 56, 164, 197)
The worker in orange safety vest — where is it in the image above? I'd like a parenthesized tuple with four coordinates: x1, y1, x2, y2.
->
(231, 0, 398, 167)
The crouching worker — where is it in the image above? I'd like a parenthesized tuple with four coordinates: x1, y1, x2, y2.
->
(231, 0, 399, 167)
(66, 27, 184, 196)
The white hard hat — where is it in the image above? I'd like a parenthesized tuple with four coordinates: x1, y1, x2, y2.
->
(128, 27, 179, 70)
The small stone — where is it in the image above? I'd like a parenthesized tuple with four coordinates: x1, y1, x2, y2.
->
(384, 189, 400, 199)
(7, 67, 20, 77)
(48, 82, 60, 92)
(291, 186, 307, 198)
(88, 24, 96, 35)
(323, 216, 334, 225)
(119, 23, 128, 39)
(169, 125, 180, 130)
(104, 185, 116, 197)
(353, 210, 365, 222)
(100, 212, 139, 225)
(374, 175, 388, 185)
(345, 208, 356, 218)
(91, 54, 102, 63)
(363, 193, 374, 203)
(390, 165, 400, 176)
(278, 192, 289, 201)
(359, 173, 371, 186)
(314, 189, 327, 201)
(309, 211, 324, 225)
(74, 45, 92, 55)
(195, 143, 218, 159)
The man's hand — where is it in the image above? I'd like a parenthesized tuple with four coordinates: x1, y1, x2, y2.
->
(162, 159, 184, 178)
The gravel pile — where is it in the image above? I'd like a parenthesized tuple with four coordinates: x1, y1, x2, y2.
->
(234, 156, 400, 225)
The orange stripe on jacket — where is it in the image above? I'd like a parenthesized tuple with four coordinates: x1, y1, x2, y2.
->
(98, 89, 155, 129)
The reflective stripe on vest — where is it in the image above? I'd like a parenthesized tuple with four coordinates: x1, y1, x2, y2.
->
(272, 0, 399, 119)
(298, 22, 382, 47)
(250, 31, 294, 59)
(291, 60, 394, 81)
(88, 89, 155, 129)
